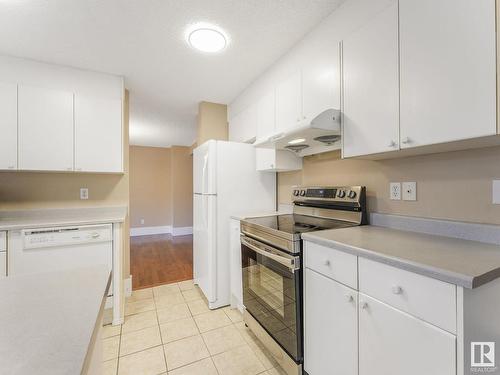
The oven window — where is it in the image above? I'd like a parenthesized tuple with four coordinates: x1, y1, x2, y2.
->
(241, 243, 301, 361)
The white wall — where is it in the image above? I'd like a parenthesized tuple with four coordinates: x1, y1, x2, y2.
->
(228, 0, 394, 119)
(0, 54, 123, 99)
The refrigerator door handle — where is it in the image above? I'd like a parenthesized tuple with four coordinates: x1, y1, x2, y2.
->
(202, 154, 208, 194)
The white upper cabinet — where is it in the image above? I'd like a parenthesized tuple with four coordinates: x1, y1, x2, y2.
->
(75, 96, 123, 173)
(229, 104, 257, 144)
(342, 2, 399, 158)
(399, 0, 496, 148)
(0, 82, 18, 170)
(359, 294, 456, 375)
(256, 89, 275, 141)
(302, 46, 340, 123)
(18, 85, 74, 172)
(275, 71, 302, 133)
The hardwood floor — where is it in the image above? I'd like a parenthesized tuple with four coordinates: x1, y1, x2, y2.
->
(130, 234, 193, 290)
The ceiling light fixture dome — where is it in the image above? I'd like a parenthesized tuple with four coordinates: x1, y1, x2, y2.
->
(186, 23, 228, 53)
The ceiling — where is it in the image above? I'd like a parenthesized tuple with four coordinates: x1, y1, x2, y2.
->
(0, 0, 345, 147)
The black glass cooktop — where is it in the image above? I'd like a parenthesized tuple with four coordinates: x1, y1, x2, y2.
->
(244, 214, 355, 235)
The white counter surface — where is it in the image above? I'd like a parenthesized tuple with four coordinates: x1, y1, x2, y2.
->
(303, 225, 500, 289)
(0, 206, 127, 230)
(0, 266, 110, 375)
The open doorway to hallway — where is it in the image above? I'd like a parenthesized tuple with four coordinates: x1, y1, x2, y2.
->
(129, 145, 194, 290)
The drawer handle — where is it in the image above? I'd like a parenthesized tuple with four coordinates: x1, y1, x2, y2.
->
(323, 260, 331, 267)
(360, 301, 369, 310)
(392, 285, 403, 295)
(345, 294, 354, 303)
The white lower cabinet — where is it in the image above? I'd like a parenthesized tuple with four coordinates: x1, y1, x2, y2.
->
(0, 252, 6, 277)
(304, 268, 357, 375)
(358, 294, 456, 375)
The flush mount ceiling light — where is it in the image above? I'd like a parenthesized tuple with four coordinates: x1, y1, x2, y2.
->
(288, 138, 306, 145)
(186, 23, 228, 53)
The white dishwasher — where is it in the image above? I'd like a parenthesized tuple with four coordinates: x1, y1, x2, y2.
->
(9, 224, 113, 295)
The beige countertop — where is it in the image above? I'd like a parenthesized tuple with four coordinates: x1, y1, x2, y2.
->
(302, 225, 500, 289)
(0, 206, 127, 230)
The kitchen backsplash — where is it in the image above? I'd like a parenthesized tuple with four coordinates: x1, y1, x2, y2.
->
(278, 146, 500, 225)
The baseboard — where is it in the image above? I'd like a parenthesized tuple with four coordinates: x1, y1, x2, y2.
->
(172, 226, 193, 236)
(130, 225, 172, 236)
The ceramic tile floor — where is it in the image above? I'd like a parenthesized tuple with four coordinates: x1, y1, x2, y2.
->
(102, 279, 287, 375)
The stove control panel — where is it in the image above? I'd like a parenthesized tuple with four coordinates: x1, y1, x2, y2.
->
(292, 186, 364, 204)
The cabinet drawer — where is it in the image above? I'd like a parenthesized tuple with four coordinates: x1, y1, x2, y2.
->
(359, 258, 456, 333)
(0, 231, 6, 252)
(304, 241, 357, 289)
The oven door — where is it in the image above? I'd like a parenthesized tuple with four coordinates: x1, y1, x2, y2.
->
(241, 234, 303, 363)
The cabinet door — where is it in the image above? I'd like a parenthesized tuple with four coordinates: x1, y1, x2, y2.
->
(304, 269, 358, 375)
(256, 90, 275, 141)
(359, 294, 456, 375)
(0, 82, 18, 170)
(275, 71, 302, 133)
(229, 105, 257, 143)
(18, 85, 74, 171)
(399, 0, 496, 148)
(342, 2, 399, 157)
(0, 252, 6, 278)
(75, 96, 123, 172)
(302, 45, 340, 122)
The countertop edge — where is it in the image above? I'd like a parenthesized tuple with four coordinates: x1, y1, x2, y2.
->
(302, 232, 477, 289)
(0, 216, 125, 231)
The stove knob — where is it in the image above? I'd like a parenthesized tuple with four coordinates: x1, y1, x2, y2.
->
(337, 190, 346, 198)
(300, 190, 306, 196)
(347, 190, 357, 199)
(293, 190, 299, 196)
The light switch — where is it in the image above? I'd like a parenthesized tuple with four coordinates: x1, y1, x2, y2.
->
(402, 182, 417, 201)
(493, 180, 500, 204)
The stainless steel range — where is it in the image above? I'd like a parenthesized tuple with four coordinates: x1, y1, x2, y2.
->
(240, 186, 367, 375)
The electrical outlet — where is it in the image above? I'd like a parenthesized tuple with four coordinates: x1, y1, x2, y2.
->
(80, 188, 89, 200)
(493, 180, 500, 204)
(390, 182, 401, 200)
(402, 182, 417, 201)
(140, 219, 145, 225)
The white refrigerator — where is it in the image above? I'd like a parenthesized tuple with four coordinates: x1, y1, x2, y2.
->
(193, 140, 276, 309)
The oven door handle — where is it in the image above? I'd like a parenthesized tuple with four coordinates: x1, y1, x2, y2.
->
(241, 236, 300, 272)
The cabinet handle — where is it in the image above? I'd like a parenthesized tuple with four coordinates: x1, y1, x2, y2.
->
(388, 140, 397, 148)
(360, 301, 369, 310)
(392, 285, 403, 295)
(345, 294, 354, 303)
(323, 260, 331, 267)
(302, 116, 306, 120)
(270, 164, 274, 168)
(296, 118, 300, 122)
(401, 137, 411, 144)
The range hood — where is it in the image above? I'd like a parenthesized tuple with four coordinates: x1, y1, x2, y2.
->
(254, 109, 341, 157)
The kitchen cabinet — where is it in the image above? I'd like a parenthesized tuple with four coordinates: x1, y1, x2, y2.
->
(304, 268, 358, 375)
(229, 104, 257, 144)
(342, 1, 399, 158)
(256, 148, 302, 172)
(18, 85, 74, 171)
(0, 82, 18, 170)
(275, 71, 302, 133)
(399, 0, 496, 149)
(256, 90, 275, 142)
(358, 294, 456, 375)
(0, 231, 6, 278)
(229, 218, 243, 310)
(75, 96, 123, 173)
(302, 47, 340, 124)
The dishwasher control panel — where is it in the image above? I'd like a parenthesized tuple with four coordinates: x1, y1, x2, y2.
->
(23, 224, 112, 250)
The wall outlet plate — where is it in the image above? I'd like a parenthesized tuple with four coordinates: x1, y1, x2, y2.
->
(493, 180, 500, 204)
(140, 219, 145, 225)
(80, 188, 89, 200)
(390, 182, 401, 200)
(402, 182, 417, 201)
